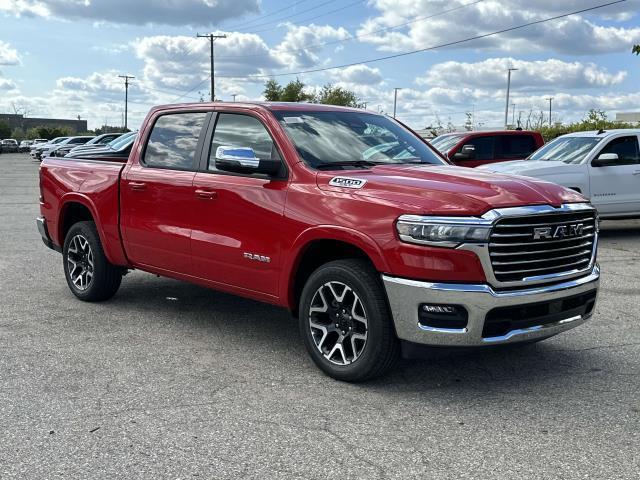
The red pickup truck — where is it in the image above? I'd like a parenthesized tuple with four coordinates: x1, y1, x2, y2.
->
(430, 130, 545, 167)
(38, 102, 600, 381)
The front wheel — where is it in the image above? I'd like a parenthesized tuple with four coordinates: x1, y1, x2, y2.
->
(299, 259, 399, 382)
(63, 221, 122, 302)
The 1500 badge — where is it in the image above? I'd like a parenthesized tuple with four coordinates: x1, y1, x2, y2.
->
(328, 177, 367, 189)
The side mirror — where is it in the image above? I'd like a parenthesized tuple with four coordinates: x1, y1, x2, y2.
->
(453, 144, 476, 160)
(215, 146, 280, 176)
(592, 152, 619, 167)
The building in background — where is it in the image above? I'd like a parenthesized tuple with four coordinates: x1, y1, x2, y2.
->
(615, 112, 640, 123)
(0, 113, 88, 133)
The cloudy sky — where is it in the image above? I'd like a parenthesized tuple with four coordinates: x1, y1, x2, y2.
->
(1, 0, 639, 130)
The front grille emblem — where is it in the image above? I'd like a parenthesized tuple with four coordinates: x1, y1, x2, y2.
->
(533, 223, 584, 240)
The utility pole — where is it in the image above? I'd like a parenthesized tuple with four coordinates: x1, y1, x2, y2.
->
(504, 68, 517, 128)
(118, 75, 135, 130)
(393, 88, 401, 118)
(197, 33, 227, 102)
(546, 97, 554, 127)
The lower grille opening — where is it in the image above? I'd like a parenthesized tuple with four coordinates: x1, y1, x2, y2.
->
(482, 290, 597, 338)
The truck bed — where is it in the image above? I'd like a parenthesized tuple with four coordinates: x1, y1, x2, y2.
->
(39, 157, 128, 265)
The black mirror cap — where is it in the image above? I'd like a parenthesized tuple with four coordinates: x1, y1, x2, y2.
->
(591, 154, 619, 167)
(216, 158, 282, 176)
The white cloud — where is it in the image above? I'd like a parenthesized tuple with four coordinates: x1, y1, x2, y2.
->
(418, 58, 627, 91)
(274, 24, 351, 68)
(0, 40, 20, 65)
(332, 65, 383, 85)
(0, 0, 260, 26)
(358, 0, 640, 55)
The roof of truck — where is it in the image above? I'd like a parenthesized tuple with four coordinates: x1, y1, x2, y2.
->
(560, 129, 640, 138)
(156, 101, 376, 115)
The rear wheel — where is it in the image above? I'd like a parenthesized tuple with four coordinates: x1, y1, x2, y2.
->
(63, 221, 122, 301)
(299, 259, 399, 382)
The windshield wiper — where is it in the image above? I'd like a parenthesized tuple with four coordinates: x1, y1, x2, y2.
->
(316, 160, 380, 170)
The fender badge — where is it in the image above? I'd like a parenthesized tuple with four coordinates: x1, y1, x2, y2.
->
(328, 177, 367, 189)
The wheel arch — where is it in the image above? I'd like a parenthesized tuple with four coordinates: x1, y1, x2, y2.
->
(282, 227, 389, 316)
(56, 194, 125, 265)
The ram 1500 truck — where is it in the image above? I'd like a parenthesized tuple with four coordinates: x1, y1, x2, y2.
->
(38, 103, 600, 382)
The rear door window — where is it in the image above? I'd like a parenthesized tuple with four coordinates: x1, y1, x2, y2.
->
(143, 112, 208, 170)
(498, 135, 536, 159)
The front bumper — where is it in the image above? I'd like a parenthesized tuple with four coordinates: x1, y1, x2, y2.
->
(382, 266, 599, 347)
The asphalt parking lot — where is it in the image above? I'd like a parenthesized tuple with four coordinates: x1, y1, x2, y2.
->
(0, 152, 638, 479)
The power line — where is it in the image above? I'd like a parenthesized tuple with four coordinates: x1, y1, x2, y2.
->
(246, 0, 366, 35)
(217, 0, 483, 60)
(218, 0, 627, 79)
(235, 0, 338, 32)
(224, 0, 313, 30)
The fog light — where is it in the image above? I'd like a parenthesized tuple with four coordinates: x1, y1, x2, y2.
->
(418, 304, 468, 330)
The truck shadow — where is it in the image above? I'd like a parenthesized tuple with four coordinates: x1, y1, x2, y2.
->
(598, 219, 640, 239)
(108, 274, 614, 395)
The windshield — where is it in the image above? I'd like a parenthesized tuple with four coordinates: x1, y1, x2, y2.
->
(528, 136, 601, 164)
(109, 132, 136, 150)
(430, 134, 466, 153)
(273, 111, 445, 169)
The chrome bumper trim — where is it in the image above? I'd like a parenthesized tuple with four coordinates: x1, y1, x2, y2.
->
(382, 266, 599, 347)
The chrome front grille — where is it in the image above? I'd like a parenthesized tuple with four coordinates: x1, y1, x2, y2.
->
(488, 210, 597, 283)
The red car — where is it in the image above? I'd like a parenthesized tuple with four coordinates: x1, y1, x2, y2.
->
(430, 130, 544, 167)
(37, 103, 599, 381)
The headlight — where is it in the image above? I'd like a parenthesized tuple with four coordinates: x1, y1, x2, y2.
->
(396, 214, 492, 247)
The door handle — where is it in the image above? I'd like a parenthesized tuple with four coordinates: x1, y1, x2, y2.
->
(195, 189, 217, 199)
(129, 181, 146, 191)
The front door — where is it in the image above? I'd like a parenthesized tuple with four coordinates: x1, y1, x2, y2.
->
(120, 111, 209, 273)
(190, 112, 289, 296)
(589, 134, 640, 216)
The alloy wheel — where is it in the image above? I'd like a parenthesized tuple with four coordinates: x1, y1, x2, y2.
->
(66, 234, 94, 291)
(308, 281, 368, 365)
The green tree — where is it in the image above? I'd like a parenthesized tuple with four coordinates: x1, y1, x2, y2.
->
(280, 78, 313, 102)
(0, 120, 11, 139)
(11, 127, 25, 141)
(633, 44, 640, 55)
(315, 84, 363, 107)
(263, 79, 283, 101)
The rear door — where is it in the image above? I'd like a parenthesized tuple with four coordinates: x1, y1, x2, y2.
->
(189, 111, 289, 296)
(588, 134, 640, 216)
(495, 134, 537, 163)
(120, 111, 209, 273)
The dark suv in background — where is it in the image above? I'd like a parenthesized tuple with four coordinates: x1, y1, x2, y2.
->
(430, 130, 544, 167)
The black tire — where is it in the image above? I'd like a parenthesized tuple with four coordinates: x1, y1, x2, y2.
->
(63, 221, 122, 302)
(299, 259, 399, 382)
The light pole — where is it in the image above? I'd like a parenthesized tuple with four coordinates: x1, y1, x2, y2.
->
(231, 94, 237, 102)
(511, 103, 516, 126)
(546, 97, 554, 127)
(118, 75, 135, 130)
(504, 68, 517, 128)
(393, 88, 401, 118)
(197, 33, 227, 102)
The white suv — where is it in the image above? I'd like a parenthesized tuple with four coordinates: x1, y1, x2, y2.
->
(479, 129, 640, 219)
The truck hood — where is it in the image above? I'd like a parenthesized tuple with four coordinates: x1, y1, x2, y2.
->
(316, 164, 585, 216)
(477, 160, 574, 176)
